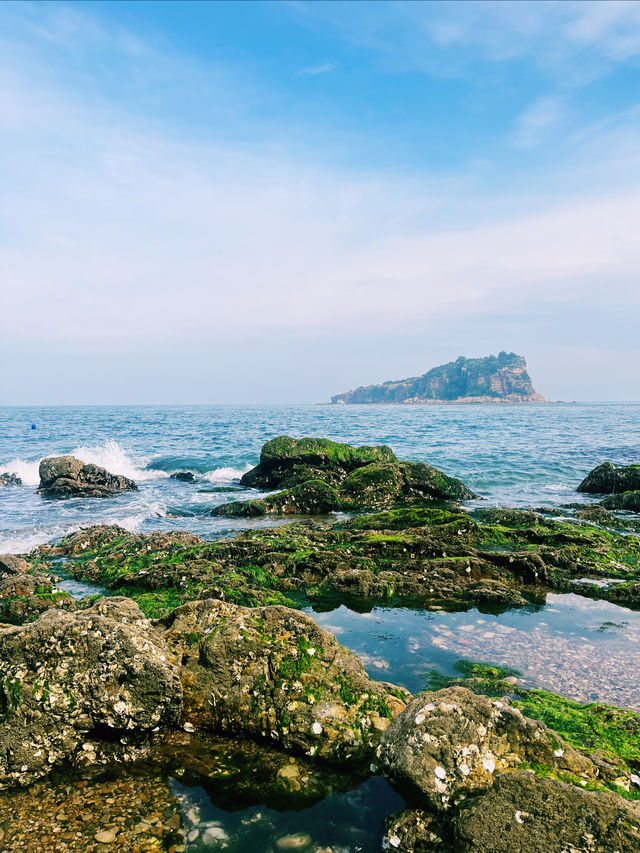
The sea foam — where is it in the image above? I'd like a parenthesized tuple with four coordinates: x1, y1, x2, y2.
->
(0, 440, 167, 486)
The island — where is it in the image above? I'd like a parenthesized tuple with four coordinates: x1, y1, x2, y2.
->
(331, 351, 546, 404)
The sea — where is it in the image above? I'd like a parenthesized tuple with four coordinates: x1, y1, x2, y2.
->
(1, 402, 638, 555)
(1, 403, 640, 850)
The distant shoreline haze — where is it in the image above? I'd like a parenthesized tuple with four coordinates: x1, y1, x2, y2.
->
(331, 352, 547, 405)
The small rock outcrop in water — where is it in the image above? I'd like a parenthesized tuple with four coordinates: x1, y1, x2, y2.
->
(170, 471, 196, 482)
(213, 437, 476, 517)
(38, 455, 137, 498)
(331, 352, 546, 404)
(158, 598, 408, 762)
(0, 597, 182, 788)
(577, 462, 640, 494)
(601, 490, 640, 511)
(0, 473, 22, 487)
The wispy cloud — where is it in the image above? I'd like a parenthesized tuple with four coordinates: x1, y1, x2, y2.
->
(509, 95, 565, 148)
(292, 1, 640, 83)
(297, 62, 336, 75)
(2, 2, 640, 402)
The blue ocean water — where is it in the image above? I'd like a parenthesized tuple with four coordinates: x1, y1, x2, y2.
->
(0, 403, 638, 553)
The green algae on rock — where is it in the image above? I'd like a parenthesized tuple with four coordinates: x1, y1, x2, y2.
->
(157, 598, 408, 762)
(577, 462, 640, 495)
(215, 436, 477, 517)
(31, 503, 640, 619)
(602, 490, 640, 512)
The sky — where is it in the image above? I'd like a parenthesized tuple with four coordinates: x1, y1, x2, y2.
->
(1, 0, 640, 404)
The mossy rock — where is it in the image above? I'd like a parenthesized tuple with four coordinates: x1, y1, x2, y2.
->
(577, 463, 640, 495)
(601, 491, 640, 512)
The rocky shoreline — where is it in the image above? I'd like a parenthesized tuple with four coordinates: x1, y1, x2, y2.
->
(1, 437, 639, 851)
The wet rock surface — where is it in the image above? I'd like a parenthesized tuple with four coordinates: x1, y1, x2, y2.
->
(218, 437, 476, 516)
(34, 503, 640, 618)
(0, 473, 22, 487)
(452, 770, 640, 853)
(0, 597, 182, 788)
(376, 686, 596, 809)
(577, 462, 640, 495)
(38, 455, 138, 498)
(602, 490, 640, 511)
(158, 598, 408, 761)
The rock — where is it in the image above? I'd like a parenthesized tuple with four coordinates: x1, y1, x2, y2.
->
(38, 456, 138, 498)
(601, 490, 640, 512)
(157, 599, 407, 762)
(451, 771, 640, 853)
(0, 555, 30, 579)
(376, 686, 596, 809)
(0, 473, 22, 487)
(94, 829, 116, 844)
(224, 437, 476, 517)
(170, 471, 196, 482)
(577, 463, 640, 494)
(383, 809, 448, 852)
(276, 833, 312, 850)
(240, 436, 398, 490)
(332, 352, 546, 404)
(0, 597, 182, 788)
(0, 573, 76, 624)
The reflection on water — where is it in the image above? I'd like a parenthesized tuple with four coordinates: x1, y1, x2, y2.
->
(309, 593, 640, 710)
(0, 732, 404, 853)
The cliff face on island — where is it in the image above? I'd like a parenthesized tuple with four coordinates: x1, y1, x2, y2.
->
(331, 352, 546, 404)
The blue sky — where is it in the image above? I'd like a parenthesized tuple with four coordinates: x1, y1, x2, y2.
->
(1, 0, 640, 403)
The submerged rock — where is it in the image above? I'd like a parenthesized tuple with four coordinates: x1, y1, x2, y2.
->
(0, 597, 182, 788)
(0, 473, 22, 487)
(157, 598, 408, 761)
(577, 462, 640, 495)
(376, 686, 596, 810)
(170, 471, 196, 482)
(38, 456, 137, 498)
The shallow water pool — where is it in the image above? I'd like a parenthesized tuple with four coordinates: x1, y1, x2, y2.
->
(308, 593, 640, 710)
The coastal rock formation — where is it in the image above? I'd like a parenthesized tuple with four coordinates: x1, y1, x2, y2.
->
(601, 490, 640, 511)
(240, 436, 397, 490)
(376, 686, 596, 810)
(38, 455, 138, 498)
(36, 503, 640, 616)
(215, 437, 476, 517)
(0, 597, 182, 788)
(0, 573, 76, 624)
(0, 554, 30, 579)
(452, 771, 640, 853)
(332, 352, 546, 404)
(0, 473, 22, 487)
(157, 598, 408, 762)
(386, 773, 640, 853)
(577, 462, 640, 494)
(170, 471, 196, 482)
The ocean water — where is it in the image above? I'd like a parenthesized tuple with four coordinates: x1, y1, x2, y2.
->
(1, 403, 639, 554)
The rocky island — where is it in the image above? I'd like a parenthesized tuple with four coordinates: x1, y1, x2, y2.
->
(331, 352, 546, 404)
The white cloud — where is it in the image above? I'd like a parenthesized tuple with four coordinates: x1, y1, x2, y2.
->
(292, 1, 640, 82)
(297, 62, 336, 75)
(509, 95, 565, 148)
